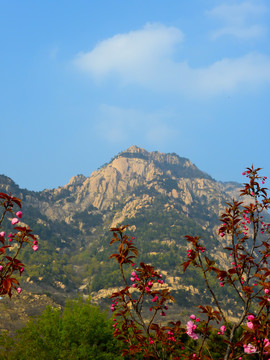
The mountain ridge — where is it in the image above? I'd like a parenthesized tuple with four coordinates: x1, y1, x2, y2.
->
(0, 147, 245, 313)
(0, 146, 250, 331)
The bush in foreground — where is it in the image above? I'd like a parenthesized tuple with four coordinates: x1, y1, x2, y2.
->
(0, 298, 121, 360)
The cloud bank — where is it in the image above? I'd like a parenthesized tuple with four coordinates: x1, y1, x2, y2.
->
(74, 22, 270, 97)
(207, 2, 267, 40)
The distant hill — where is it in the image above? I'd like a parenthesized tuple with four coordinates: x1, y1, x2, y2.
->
(0, 146, 247, 329)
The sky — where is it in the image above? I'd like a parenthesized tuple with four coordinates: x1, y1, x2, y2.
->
(1, 0, 270, 191)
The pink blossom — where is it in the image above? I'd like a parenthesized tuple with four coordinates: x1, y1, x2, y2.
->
(16, 211, 22, 218)
(0, 265, 3, 271)
(265, 289, 270, 294)
(152, 296, 158, 302)
(190, 314, 196, 320)
(220, 325, 226, 335)
(247, 322, 253, 329)
(131, 271, 136, 277)
(264, 338, 270, 347)
(11, 218, 19, 225)
(132, 284, 136, 288)
(16, 287, 22, 294)
(32, 245, 39, 251)
(247, 314, 255, 321)
(33, 240, 38, 245)
(243, 344, 257, 354)
(186, 320, 198, 340)
(0, 231, 5, 237)
(186, 321, 193, 332)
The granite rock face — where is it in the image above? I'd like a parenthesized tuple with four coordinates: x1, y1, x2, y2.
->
(0, 146, 239, 228)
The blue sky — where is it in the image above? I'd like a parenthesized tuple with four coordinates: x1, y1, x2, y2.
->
(1, 0, 270, 191)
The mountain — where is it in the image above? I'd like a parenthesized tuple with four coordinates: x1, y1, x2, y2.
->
(0, 146, 245, 328)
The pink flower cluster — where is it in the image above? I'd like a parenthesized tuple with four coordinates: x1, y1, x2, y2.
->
(167, 330, 176, 342)
(243, 338, 270, 356)
(217, 325, 226, 335)
(246, 314, 255, 330)
(8, 233, 14, 242)
(243, 343, 257, 354)
(190, 314, 200, 322)
(32, 240, 39, 251)
(130, 270, 140, 288)
(111, 299, 117, 312)
(187, 247, 205, 257)
(242, 210, 251, 236)
(260, 220, 270, 235)
(11, 211, 23, 225)
(187, 249, 193, 258)
(242, 170, 251, 177)
(186, 320, 198, 340)
(219, 276, 225, 287)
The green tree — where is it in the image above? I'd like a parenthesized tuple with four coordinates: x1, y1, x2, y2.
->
(1, 298, 121, 360)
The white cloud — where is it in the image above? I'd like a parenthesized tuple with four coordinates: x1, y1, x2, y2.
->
(186, 53, 270, 95)
(74, 23, 270, 97)
(96, 104, 176, 145)
(74, 23, 183, 84)
(207, 2, 267, 40)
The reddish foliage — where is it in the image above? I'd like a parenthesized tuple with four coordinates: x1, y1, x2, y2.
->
(109, 166, 270, 359)
(0, 192, 38, 297)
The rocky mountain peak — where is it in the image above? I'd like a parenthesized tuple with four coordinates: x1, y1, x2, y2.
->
(23, 146, 218, 220)
(114, 146, 209, 178)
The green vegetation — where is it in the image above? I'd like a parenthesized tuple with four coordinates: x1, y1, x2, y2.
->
(0, 298, 121, 360)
